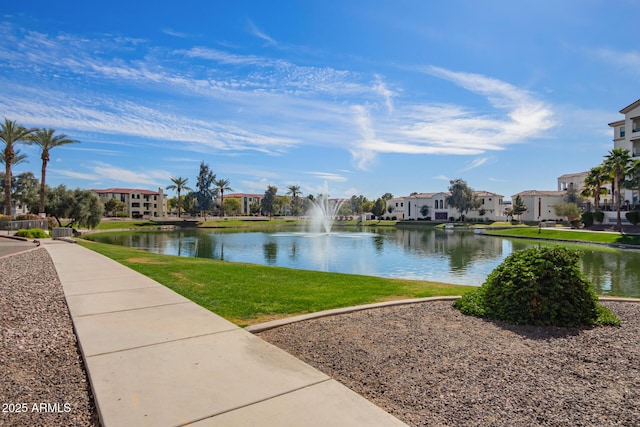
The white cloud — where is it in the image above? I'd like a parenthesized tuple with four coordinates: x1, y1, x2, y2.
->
(593, 48, 640, 70)
(347, 67, 556, 170)
(460, 157, 488, 171)
(247, 19, 277, 46)
(434, 175, 450, 181)
(305, 171, 348, 182)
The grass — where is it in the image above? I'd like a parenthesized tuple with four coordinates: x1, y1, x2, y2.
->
(95, 220, 163, 230)
(78, 240, 474, 326)
(484, 227, 640, 246)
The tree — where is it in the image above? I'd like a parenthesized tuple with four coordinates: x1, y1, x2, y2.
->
(603, 148, 634, 231)
(0, 171, 39, 215)
(195, 162, 216, 218)
(372, 198, 386, 218)
(581, 165, 608, 211)
(46, 185, 102, 228)
(261, 185, 278, 218)
(166, 176, 192, 217)
(214, 178, 233, 216)
(0, 149, 30, 213)
(286, 185, 303, 216)
(381, 193, 393, 201)
(623, 159, 640, 209)
(0, 148, 28, 167)
(510, 195, 527, 222)
(0, 119, 36, 216)
(553, 202, 581, 227)
(104, 198, 126, 216)
(223, 197, 241, 216)
(349, 195, 367, 215)
(446, 179, 480, 221)
(30, 128, 79, 214)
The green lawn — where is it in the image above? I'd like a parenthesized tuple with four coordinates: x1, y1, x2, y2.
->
(95, 220, 162, 230)
(484, 227, 640, 246)
(79, 240, 473, 326)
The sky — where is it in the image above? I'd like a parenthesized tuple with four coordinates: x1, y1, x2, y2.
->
(2, 1, 639, 201)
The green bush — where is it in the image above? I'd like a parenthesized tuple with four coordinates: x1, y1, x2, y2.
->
(14, 228, 49, 239)
(453, 246, 620, 327)
(625, 210, 640, 225)
(581, 211, 594, 227)
(593, 210, 605, 224)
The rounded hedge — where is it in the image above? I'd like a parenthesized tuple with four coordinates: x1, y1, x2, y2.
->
(453, 246, 618, 327)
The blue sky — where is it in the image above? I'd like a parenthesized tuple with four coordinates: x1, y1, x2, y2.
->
(2, 1, 638, 201)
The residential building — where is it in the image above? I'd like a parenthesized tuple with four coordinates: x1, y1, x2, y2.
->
(93, 188, 167, 218)
(225, 193, 264, 215)
(557, 172, 588, 193)
(608, 98, 640, 206)
(511, 190, 566, 222)
(387, 191, 504, 221)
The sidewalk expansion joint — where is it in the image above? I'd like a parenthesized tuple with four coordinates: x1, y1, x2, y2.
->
(83, 328, 240, 358)
(71, 301, 192, 318)
(179, 378, 334, 426)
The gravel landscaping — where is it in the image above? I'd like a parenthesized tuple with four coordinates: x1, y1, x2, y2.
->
(259, 300, 640, 426)
(0, 248, 98, 427)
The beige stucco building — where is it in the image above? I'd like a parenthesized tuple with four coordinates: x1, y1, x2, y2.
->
(609, 98, 640, 207)
(511, 190, 566, 222)
(386, 191, 504, 221)
(93, 188, 167, 218)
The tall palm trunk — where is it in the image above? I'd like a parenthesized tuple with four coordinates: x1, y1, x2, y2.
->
(39, 154, 48, 214)
(3, 148, 12, 216)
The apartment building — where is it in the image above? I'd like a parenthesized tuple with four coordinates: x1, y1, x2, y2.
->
(511, 190, 566, 222)
(93, 188, 167, 218)
(609, 98, 640, 206)
(225, 193, 264, 215)
(386, 191, 504, 221)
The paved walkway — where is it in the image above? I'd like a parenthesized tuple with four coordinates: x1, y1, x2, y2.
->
(40, 239, 407, 427)
(0, 234, 39, 258)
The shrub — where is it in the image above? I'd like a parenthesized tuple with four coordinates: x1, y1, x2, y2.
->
(453, 246, 620, 327)
(581, 211, 594, 227)
(593, 210, 605, 224)
(625, 210, 640, 225)
(14, 228, 49, 239)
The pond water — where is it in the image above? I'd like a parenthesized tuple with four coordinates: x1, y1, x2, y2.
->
(87, 227, 640, 297)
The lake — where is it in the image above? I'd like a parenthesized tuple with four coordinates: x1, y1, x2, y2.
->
(87, 227, 640, 297)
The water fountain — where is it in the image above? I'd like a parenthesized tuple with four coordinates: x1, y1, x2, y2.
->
(307, 192, 344, 234)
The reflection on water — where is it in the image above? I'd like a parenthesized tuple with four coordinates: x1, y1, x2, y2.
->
(87, 227, 640, 297)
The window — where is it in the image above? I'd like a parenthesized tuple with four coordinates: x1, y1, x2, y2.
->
(633, 119, 640, 133)
(620, 126, 626, 138)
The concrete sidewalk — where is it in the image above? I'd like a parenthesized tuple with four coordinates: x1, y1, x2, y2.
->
(0, 234, 39, 258)
(42, 240, 407, 427)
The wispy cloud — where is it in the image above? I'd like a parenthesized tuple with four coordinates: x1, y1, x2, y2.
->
(347, 66, 556, 169)
(434, 174, 450, 181)
(247, 19, 277, 46)
(460, 157, 488, 171)
(305, 171, 348, 182)
(162, 28, 188, 38)
(592, 48, 640, 70)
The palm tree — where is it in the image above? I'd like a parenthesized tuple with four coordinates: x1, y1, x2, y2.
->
(581, 165, 608, 211)
(30, 128, 79, 214)
(603, 148, 634, 231)
(0, 149, 29, 167)
(214, 178, 233, 216)
(286, 185, 302, 216)
(166, 176, 192, 217)
(0, 119, 36, 216)
(623, 159, 640, 210)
